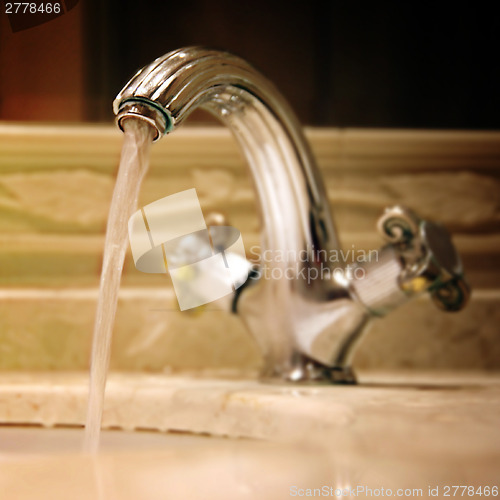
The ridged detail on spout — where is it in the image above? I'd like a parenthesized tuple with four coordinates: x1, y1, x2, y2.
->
(114, 47, 271, 128)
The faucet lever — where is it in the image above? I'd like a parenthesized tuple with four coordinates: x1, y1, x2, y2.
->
(377, 206, 470, 312)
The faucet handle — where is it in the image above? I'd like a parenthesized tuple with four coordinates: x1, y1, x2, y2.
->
(376, 206, 470, 312)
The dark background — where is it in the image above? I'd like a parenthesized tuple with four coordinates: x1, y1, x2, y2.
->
(1, 1, 499, 128)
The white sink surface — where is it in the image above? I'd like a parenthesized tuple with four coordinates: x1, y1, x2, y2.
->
(0, 427, 332, 500)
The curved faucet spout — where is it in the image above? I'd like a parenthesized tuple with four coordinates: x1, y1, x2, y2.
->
(114, 47, 469, 383)
(114, 47, 341, 270)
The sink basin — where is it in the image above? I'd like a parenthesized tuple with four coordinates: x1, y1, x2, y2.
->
(0, 371, 499, 499)
(0, 427, 333, 500)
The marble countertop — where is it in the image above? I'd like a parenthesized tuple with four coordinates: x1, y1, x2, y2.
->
(0, 370, 499, 498)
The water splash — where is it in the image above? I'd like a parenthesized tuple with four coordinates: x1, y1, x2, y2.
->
(83, 119, 154, 453)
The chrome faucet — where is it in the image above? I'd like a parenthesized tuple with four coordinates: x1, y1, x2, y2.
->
(114, 47, 470, 384)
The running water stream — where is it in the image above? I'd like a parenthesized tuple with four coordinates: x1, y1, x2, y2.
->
(83, 119, 154, 453)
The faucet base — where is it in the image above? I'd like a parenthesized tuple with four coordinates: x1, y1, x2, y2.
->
(261, 354, 357, 385)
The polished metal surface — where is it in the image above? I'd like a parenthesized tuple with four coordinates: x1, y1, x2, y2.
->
(372, 206, 470, 313)
(114, 47, 469, 383)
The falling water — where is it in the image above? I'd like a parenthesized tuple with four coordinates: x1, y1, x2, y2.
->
(83, 119, 154, 453)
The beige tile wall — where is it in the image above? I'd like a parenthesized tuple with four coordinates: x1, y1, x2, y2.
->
(0, 124, 499, 372)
